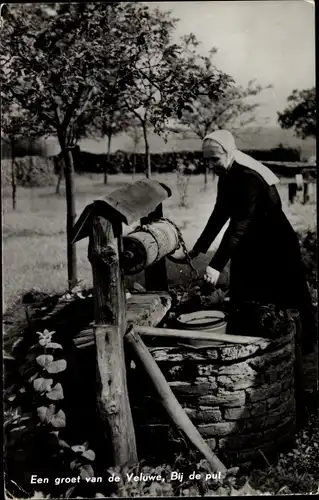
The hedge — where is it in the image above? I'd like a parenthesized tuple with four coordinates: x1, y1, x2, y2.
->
(71, 146, 303, 175)
(1, 156, 56, 187)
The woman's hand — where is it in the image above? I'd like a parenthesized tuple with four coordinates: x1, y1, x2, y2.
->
(204, 266, 220, 285)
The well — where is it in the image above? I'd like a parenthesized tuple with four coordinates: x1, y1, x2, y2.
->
(128, 326, 296, 466)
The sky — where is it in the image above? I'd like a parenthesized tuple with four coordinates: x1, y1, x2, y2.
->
(147, 0, 315, 126)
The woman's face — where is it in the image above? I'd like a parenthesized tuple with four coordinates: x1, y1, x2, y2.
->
(202, 142, 228, 175)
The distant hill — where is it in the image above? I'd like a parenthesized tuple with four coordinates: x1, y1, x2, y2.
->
(79, 126, 316, 161)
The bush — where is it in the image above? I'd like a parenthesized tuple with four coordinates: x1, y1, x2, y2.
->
(1, 137, 49, 159)
(2, 156, 56, 187)
(243, 146, 301, 162)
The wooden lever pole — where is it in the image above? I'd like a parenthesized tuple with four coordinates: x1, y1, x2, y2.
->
(125, 327, 227, 474)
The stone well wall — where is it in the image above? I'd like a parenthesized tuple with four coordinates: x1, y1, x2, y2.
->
(128, 328, 296, 466)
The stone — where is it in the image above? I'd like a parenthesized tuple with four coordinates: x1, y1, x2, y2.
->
(195, 391, 246, 407)
(217, 374, 263, 391)
(248, 401, 267, 416)
(168, 380, 217, 396)
(204, 438, 217, 450)
(262, 417, 294, 442)
(185, 407, 222, 423)
(214, 361, 257, 377)
(257, 402, 295, 430)
(219, 341, 270, 362)
(219, 430, 263, 450)
(152, 349, 219, 363)
(245, 381, 283, 403)
(248, 342, 294, 370)
(198, 421, 238, 437)
(223, 407, 251, 420)
(267, 388, 292, 410)
(197, 364, 219, 376)
(282, 372, 294, 390)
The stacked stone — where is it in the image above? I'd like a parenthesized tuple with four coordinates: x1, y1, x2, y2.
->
(129, 328, 296, 465)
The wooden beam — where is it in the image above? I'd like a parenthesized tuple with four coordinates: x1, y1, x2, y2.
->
(125, 328, 227, 474)
(88, 215, 137, 466)
(134, 325, 267, 345)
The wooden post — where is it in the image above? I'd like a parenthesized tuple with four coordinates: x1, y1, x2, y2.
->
(125, 328, 227, 474)
(88, 213, 137, 466)
(141, 203, 168, 292)
(288, 182, 297, 204)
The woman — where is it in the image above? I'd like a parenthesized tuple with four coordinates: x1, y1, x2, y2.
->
(188, 130, 316, 352)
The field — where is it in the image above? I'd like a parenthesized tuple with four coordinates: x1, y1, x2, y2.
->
(2, 172, 317, 312)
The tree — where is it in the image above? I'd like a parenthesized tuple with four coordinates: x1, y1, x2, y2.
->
(171, 79, 269, 139)
(1, 103, 44, 210)
(90, 101, 133, 184)
(278, 88, 316, 139)
(127, 119, 143, 178)
(0, 3, 142, 288)
(2, 111, 19, 211)
(119, 8, 232, 178)
(169, 76, 270, 184)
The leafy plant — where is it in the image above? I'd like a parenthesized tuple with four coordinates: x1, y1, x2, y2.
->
(175, 160, 194, 208)
(4, 327, 96, 498)
(278, 88, 316, 139)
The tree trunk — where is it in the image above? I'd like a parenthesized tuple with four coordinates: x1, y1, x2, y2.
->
(10, 138, 16, 211)
(132, 153, 136, 180)
(58, 134, 78, 289)
(142, 122, 151, 179)
(204, 165, 208, 186)
(104, 134, 112, 185)
(55, 160, 64, 195)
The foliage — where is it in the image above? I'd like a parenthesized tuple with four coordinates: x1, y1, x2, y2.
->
(1, 3, 128, 145)
(1, 2, 148, 284)
(117, 7, 232, 176)
(172, 80, 271, 139)
(297, 230, 317, 315)
(4, 327, 96, 499)
(278, 88, 316, 139)
(2, 156, 56, 187)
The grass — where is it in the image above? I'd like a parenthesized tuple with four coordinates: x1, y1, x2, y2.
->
(2, 172, 317, 312)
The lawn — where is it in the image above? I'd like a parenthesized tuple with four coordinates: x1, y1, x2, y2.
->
(2, 172, 317, 312)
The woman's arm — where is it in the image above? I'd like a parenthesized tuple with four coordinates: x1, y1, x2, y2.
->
(192, 178, 230, 256)
(209, 173, 263, 271)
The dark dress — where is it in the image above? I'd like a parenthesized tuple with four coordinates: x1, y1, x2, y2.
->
(192, 161, 316, 345)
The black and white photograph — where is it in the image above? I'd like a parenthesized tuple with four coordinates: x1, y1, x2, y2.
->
(2, 1, 318, 498)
